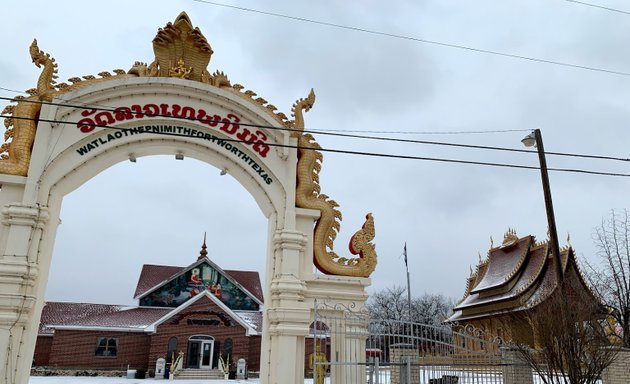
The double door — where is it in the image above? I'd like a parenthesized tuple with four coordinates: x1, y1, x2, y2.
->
(186, 336, 214, 369)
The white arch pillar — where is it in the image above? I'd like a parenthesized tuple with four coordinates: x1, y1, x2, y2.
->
(0, 200, 49, 384)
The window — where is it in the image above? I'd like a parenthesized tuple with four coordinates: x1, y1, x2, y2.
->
(223, 338, 233, 359)
(167, 337, 177, 364)
(95, 337, 118, 357)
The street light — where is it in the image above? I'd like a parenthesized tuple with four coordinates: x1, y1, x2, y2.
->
(522, 129, 563, 282)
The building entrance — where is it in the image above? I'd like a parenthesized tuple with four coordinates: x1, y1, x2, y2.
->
(186, 335, 215, 369)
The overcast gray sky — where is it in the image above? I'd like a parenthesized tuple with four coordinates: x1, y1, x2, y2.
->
(2, 0, 630, 306)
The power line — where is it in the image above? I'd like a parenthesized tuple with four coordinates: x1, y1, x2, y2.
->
(1, 95, 628, 164)
(564, 0, 630, 15)
(2, 113, 630, 178)
(0, 89, 528, 137)
(193, 0, 630, 77)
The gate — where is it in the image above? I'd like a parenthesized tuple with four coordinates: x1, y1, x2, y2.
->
(312, 301, 505, 384)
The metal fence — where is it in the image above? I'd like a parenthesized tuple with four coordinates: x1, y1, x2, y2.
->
(312, 301, 505, 384)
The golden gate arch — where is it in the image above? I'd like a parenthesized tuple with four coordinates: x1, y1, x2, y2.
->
(0, 12, 377, 384)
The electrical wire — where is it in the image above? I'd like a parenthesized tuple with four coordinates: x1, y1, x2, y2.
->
(1, 95, 629, 164)
(2, 113, 630, 178)
(564, 0, 630, 15)
(192, 0, 630, 77)
(0, 89, 529, 137)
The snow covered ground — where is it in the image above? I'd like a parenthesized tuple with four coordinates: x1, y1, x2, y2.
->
(29, 377, 325, 384)
(29, 377, 263, 384)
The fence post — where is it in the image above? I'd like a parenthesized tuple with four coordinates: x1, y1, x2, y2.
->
(389, 344, 419, 384)
(401, 356, 410, 384)
(500, 347, 533, 384)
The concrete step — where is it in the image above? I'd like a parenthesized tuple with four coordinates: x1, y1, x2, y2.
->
(174, 368, 226, 380)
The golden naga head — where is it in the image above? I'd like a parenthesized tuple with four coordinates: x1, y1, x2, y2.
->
(152, 12, 213, 82)
(29, 39, 48, 68)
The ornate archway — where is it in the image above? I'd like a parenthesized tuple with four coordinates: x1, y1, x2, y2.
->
(0, 13, 377, 384)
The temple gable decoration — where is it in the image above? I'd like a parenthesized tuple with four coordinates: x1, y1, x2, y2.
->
(137, 258, 262, 311)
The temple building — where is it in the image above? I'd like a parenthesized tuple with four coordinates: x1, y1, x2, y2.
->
(33, 238, 264, 377)
(447, 229, 598, 346)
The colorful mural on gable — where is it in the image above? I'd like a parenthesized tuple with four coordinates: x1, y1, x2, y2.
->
(140, 262, 259, 311)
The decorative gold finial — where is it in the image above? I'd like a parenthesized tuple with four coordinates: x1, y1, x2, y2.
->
(490, 236, 494, 249)
(502, 228, 518, 246)
(198, 232, 208, 260)
(566, 232, 572, 248)
(151, 12, 213, 82)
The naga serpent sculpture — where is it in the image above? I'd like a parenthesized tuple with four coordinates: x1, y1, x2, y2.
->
(0, 13, 377, 278)
(0, 39, 137, 176)
(291, 90, 377, 278)
(0, 39, 58, 175)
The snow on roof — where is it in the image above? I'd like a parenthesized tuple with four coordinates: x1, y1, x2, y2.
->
(233, 310, 263, 333)
(39, 302, 124, 335)
(41, 302, 171, 333)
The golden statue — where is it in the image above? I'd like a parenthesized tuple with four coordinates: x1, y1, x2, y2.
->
(309, 344, 328, 384)
(168, 57, 193, 79)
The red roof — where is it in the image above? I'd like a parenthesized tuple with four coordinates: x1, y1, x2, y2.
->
(133, 263, 264, 303)
(225, 270, 264, 303)
(40, 258, 264, 334)
(57, 306, 172, 329)
(40, 301, 263, 333)
(39, 302, 123, 334)
(133, 264, 181, 298)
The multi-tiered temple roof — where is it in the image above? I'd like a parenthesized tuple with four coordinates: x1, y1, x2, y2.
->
(448, 229, 593, 323)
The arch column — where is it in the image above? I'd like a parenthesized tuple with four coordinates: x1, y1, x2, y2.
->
(0, 202, 49, 384)
(263, 228, 311, 384)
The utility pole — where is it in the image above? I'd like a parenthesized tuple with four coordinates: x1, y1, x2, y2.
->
(404, 243, 411, 320)
(522, 129, 563, 282)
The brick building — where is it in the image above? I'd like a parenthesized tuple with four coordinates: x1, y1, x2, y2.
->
(33, 238, 264, 375)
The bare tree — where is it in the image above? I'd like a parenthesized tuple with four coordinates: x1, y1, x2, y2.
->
(367, 286, 409, 321)
(411, 293, 454, 326)
(583, 209, 630, 347)
(366, 286, 454, 359)
(509, 278, 616, 384)
(366, 286, 453, 324)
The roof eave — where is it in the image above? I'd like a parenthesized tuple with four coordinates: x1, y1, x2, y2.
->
(146, 290, 257, 335)
(47, 325, 148, 333)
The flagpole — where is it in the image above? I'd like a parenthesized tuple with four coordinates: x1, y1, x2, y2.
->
(404, 243, 411, 320)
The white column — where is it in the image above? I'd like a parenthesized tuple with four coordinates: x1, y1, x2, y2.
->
(0, 203, 49, 384)
(264, 229, 311, 384)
